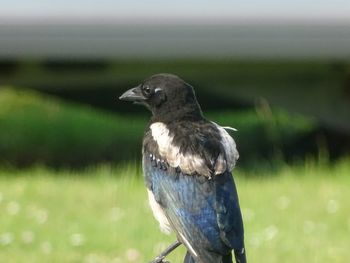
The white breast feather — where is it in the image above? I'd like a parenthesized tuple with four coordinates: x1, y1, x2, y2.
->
(150, 122, 239, 176)
(147, 190, 172, 234)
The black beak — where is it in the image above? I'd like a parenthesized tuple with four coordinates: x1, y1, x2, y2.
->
(119, 86, 146, 102)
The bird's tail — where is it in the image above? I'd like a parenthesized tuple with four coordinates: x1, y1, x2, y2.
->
(234, 248, 246, 263)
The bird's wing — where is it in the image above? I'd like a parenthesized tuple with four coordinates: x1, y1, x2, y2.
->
(143, 154, 245, 263)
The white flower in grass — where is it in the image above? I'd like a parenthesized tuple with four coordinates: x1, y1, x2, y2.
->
(0, 232, 14, 246)
(70, 233, 85, 247)
(110, 207, 125, 222)
(27, 205, 48, 224)
(264, 225, 279, 241)
(21, 230, 35, 244)
(41, 241, 52, 254)
(126, 248, 140, 262)
(303, 220, 315, 234)
(276, 196, 290, 210)
(7, 201, 20, 215)
(36, 209, 48, 224)
(326, 199, 339, 214)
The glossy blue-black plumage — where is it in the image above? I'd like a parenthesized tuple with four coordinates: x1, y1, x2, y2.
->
(120, 73, 246, 263)
(143, 153, 245, 263)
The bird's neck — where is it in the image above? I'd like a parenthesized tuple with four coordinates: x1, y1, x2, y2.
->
(150, 103, 204, 123)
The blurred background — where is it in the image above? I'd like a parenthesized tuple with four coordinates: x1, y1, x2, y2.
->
(0, 1, 349, 262)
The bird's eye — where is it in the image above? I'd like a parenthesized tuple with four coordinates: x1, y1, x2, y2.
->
(142, 85, 152, 96)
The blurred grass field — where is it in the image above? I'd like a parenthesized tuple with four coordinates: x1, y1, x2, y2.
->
(0, 160, 349, 263)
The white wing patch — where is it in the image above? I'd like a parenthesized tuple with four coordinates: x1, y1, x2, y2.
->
(150, 122, 211, 176)
(147, 190, 172, 234)
(150, 122, 239, 176)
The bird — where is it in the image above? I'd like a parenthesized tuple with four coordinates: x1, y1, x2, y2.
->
(119, 73, 246, 263)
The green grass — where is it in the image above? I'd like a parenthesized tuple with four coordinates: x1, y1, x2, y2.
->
(0, 160, 349, 263)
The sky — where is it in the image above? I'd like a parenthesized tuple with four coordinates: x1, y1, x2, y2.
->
(1, 0, 350, 22)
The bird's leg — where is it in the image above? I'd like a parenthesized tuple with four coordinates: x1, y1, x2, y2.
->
(149, 240, 182, 263)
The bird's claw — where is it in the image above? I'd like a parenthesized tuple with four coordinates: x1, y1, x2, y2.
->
(148, 240, 181, 263)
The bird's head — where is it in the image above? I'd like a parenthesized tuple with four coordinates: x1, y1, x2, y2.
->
(119, 74, 203, 122)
